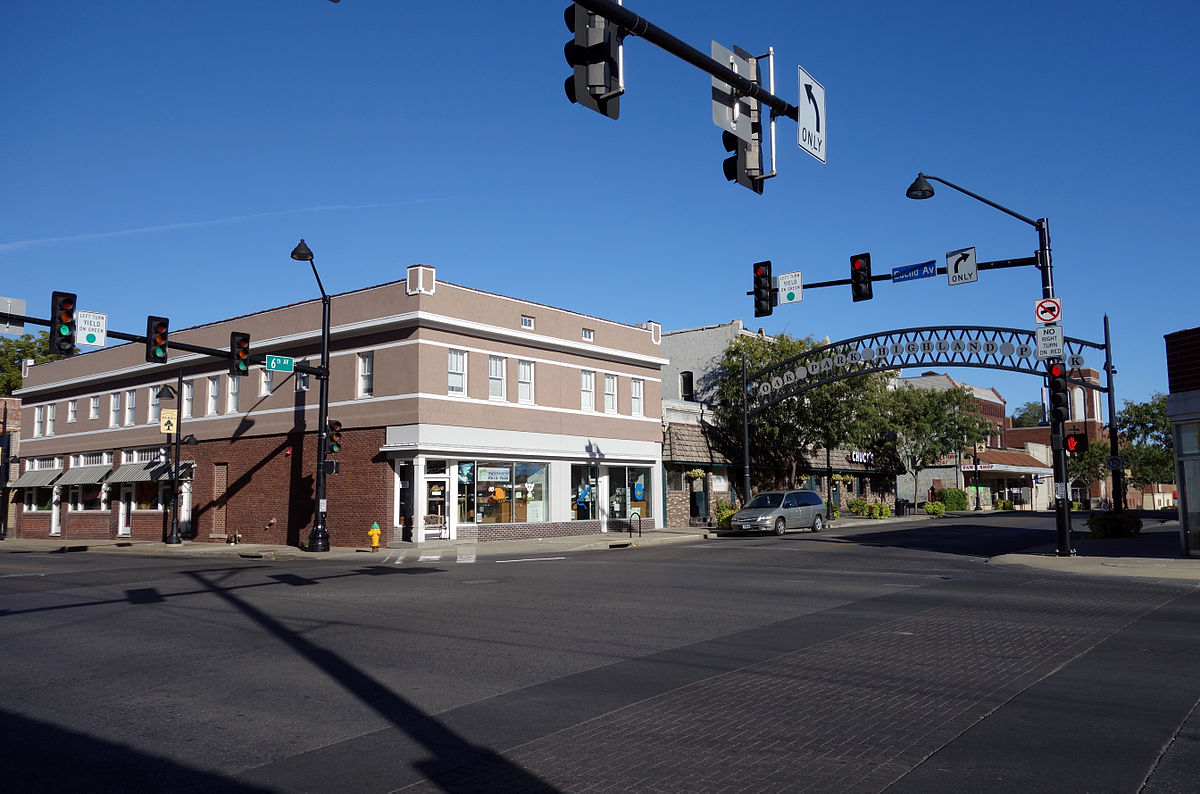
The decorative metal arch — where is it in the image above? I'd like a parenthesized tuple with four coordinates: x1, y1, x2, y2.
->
(748, 325, 1106, 417)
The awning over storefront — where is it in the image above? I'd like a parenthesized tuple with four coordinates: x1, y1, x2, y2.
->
(962, 449, 1052, 477)
(55, 465, 113, 486)
(8, 468, 62, 488)
(107, 461, 171, 483)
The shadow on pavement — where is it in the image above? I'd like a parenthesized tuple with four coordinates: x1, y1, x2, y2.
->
(0, 708, 269, 794)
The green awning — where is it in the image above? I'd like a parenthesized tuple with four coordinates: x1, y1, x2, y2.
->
(8, 468, 62, 488)
(55, 465, 113, 486)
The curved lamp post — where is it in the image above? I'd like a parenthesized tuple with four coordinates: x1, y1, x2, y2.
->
(906, 173, 1072, 556)
(291, 239, 332, 553)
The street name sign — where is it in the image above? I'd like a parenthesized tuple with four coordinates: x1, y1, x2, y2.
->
(1035, 297, 1062, 324)
(776, 270, 803, 304)
(891, 260, 937, 283)
(265, 355, 295, 373)
(1035, 325, 1064, 360)
(77, 311, 107, 347)
(946, 247, 978, 286)
(796, 64, 826, 163)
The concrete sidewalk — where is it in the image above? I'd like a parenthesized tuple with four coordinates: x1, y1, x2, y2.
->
(2, 510, 1195, 582)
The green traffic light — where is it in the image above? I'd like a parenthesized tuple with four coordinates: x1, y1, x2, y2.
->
(59, 324, 71, 336)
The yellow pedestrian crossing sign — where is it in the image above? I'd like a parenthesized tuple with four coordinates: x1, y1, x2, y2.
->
(160, 408, 178, 435)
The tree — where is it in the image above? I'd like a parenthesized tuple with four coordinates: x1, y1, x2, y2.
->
(1, 332, 60, 396)
(1067, 443, 1110, 501)
(1010, 400, 1044, 428)
(884, 384, 991, 506)
(1117, 393, 1174, 489)
(706, 332, 889, 509)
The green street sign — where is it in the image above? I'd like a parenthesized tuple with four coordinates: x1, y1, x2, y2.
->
(265, 355, 294, 373)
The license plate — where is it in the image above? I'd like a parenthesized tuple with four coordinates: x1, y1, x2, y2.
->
(741, 523, 751, 530)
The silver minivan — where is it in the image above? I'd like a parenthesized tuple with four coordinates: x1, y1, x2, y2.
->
(731, 490, 827, 535)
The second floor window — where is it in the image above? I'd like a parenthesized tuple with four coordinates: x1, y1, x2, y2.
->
(125, 390, 136, 426)
(182, 381, 194, 418)
(89, 395, 100, 420)
(581, 370, 595, 411)
(262, 369, 274, 397)
(448, 349, 466, 395)
(148, 387, 160, 424)
(228, 376, 240, 413)
(604, 374, 617, 413)
(207, 376, 220, 415)
(110, 393, 121, 427)
(631, 378, 644, 417)
(33, 406, 44, 437)
(67, 400, 77, 423)
(489, 356, 506, 400)
(358, 352, 374, 398)
(518, 360, 534, 403)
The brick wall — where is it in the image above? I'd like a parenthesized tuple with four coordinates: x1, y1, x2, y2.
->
(474, 519, 603, 543)
(1166, 327, 1200, 394)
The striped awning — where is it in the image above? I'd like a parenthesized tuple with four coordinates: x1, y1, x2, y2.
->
(8, 468, 62, 488)
(106, 461, 168, 483)
(55, 465, 113, 486)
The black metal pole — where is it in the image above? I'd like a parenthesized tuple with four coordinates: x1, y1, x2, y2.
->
(973, 451, 982, 510)
(309, 274, 332, 553)
(573, 0, 800, 122)
(741, 355, 751, 506)
(912, 174, 1071, 555)
(1103, 315, 1125, 512)
(165, 368, 183, 544)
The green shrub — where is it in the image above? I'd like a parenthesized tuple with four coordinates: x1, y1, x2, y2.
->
(830, 506, 841, 519)
(1071, 501, 1083, 511)
(995, 499, 1014, 511)
(924, 500, 946, 516)
(1085, 511, 1142, 538)
(937, 488, 969, 511)
(713, 499, 739, 530)
(846, 497, 868, 516)
(878, 503, 891, 518)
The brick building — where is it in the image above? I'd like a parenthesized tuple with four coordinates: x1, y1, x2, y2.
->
(11, 266, 665, 547)
(1, 396, 20, 537)
(1166, 326, 1200, 556)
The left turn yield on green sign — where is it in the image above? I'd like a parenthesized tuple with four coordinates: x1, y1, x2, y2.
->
(77, 311, 106, 347)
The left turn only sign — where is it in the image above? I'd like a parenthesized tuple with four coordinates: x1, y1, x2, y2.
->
(77, 311, 107, 347)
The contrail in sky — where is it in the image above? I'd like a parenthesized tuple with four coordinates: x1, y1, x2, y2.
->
(0, 200, 436, 254)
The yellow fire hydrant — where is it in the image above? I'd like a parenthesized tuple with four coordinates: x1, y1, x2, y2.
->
(368, 522, 381, 552)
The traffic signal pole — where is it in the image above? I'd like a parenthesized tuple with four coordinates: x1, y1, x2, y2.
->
(570, 0, 800, 123)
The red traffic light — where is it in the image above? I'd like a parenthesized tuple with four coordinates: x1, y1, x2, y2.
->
(1048, 362, 1065, 377)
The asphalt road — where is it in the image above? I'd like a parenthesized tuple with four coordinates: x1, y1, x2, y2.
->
(3, 515, 1198, 792)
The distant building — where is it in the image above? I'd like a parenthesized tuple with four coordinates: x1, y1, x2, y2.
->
(1, 396, 21, 537)
(11, 266, 665, 547)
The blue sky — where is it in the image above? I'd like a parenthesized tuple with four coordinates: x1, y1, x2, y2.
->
(4, 1, 1196, 414)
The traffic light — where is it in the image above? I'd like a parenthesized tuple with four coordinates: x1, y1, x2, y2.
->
(229, 332, 250, 377)
(563, 4, 621, 120)
(1065, 431, 1089, 454)
(326, 420, 343, 454)
(145, 316, 169, 364)
(752, 261, 773, 318)
(850, 253, 873, 302)
(1047, 361, 1070, 424)
(49, 291, 77, 356)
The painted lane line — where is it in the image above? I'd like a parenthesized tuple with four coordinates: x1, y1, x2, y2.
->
(495, 556, 567, 564)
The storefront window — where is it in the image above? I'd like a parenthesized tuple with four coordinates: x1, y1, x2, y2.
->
(457, 462, 475, 523)
(572, 464, 598, 520)
(28, 488, 54, 511)
(514, 462, 548, 523)
(475, 462, 513, 524)
(72, 484, 104, 511)
(134, 482, 161, 510)
(608, 466, 652, 520)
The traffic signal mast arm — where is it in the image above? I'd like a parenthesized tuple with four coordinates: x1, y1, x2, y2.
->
(0, 308, 326, 377)
(571, 0, 800, 123)
(804, 255, 1038, 290)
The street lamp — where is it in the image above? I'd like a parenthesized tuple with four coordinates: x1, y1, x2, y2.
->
(969, 444, 983, 511)
(906, 172, 1072, 556)
(291, 239, 332, 553)
(156, 381, 182, 544)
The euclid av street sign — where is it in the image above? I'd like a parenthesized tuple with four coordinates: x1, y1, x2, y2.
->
(891, 260, 937, 283)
